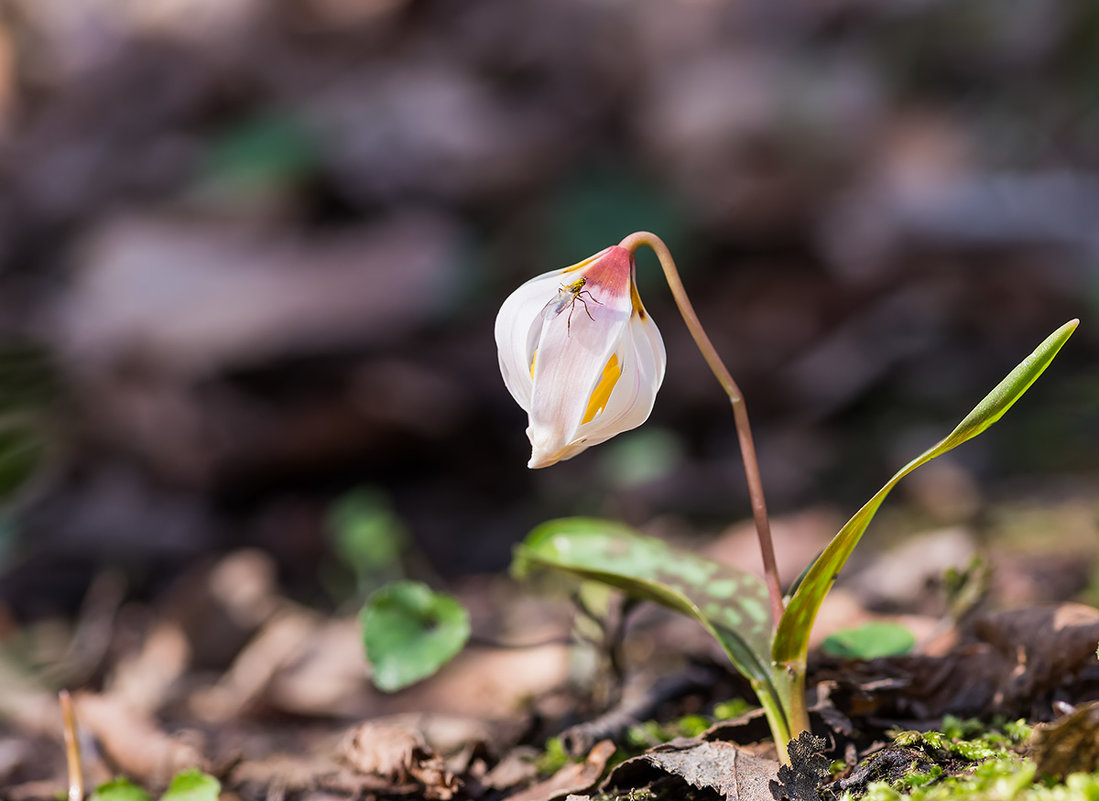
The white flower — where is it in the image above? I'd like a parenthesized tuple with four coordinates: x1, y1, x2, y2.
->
(495, 246, 666, 469)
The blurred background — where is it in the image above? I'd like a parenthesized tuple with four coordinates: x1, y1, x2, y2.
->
(0, 0, 1096, 624)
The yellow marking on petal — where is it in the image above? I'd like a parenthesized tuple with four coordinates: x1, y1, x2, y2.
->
(581, 353, 622, 424)
(530, 349, 537, 378)
(629, 279, 647, 319)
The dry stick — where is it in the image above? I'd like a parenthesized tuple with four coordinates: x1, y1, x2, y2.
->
(59, 690, 84, 801)
(618, 231, 784, 625)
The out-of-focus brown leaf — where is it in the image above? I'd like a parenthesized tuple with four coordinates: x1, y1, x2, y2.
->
(504, 740, 615, 801)
(606, 739, 778, 801)
(54, 212, 460, 374)
(189, 606, 331, 721)
(74, 691, 208, 789)
(822, 603, 1099, 722)
(481, 746, 540, 792)
(339, 719, 460, 800)
(1030, 702, 1099, 779)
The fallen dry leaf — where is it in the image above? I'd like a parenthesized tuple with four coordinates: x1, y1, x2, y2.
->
(74, 691, 209, 789)
(339, 719, 460, 800)
(606, 738, 779, 801)
(503, 740, 616, 801)
(770, 732, 830, 801)
(820, 603, 1099, 723)
(481, 746, 540, 791)
(1030, 701, 1099, 779)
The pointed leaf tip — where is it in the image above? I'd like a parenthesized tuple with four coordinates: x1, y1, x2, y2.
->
(775, 319, 1078, 670)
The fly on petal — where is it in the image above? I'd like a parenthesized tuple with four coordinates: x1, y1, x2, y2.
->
(495, 246, 666, 468)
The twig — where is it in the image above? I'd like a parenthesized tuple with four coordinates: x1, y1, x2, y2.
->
(59, 690, 83, 801)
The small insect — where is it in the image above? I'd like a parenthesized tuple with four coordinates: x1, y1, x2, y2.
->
(544, 276, 602, 333)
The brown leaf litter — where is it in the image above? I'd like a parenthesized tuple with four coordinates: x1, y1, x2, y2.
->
(502, 740, 616, 801)
(1030, 701, 1099, 779)
(818, 603, 1099, 726)
(606, 738, 779, 801)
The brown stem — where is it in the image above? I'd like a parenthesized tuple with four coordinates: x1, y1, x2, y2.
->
(619, 231, 784, 625)
(60, 690, 84, 801)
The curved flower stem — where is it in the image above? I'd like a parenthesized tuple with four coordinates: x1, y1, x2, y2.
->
(619, 231, 784, 626)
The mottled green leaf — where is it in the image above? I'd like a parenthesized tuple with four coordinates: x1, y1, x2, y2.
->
(89, 778, 152, 801)
(821, 621, 916, 659)
(361, 580, 470, 692)
(775, 320, 1078, 670)
(512, 517, 775, 690)
(160, 769, 220, 801)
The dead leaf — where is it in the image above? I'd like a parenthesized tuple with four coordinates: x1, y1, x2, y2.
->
(1030, 702, 1099, 779)
(820, 603, 1099, 722)
(74, 691, 209, 789)
(339, 720, 460, 800)
(481, 746, 540, 791)
(770, 732, 829, 801)
(827, 743, 950, 797)
(54, 212, 460, 374)
(107, 620, 190, 715)
(504, 740, 615, 801)
(190, 606, 321, 721)
(606, 739, 779, 801)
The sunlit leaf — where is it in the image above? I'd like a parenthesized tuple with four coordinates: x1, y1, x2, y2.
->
(775, 319, 1078, 669)
(89, 778, 152, 801)
(160, 769, 220, 801)
(512, 517, 775, 692)
(821, 621, 915, 659)
(361, 580, 470, 692)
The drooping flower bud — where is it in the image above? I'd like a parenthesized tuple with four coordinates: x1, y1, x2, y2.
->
(495, 246, 666, 468)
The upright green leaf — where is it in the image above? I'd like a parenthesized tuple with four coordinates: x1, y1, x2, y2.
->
(775, 320, 1078, 669)
(361, 580, 470, 692)
(512, 517, 775, 693)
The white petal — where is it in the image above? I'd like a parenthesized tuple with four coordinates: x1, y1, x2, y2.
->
(574, 312, 666, 449)
(494, 269, 564, 413)
(526, 287, 631, 467)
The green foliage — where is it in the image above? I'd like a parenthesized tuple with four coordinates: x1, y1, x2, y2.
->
(775, 319, 1078, 671)
(160, 769, 221, 801)
(90, 779, 153, 801)
(625, 714, 711, 750)
(328, 487, 409, 592)
(821, 621, 916, 659)
(838, 720, 1048, 801)
(598, 428, 684, 489)
(847, 756, 1092, 801)
(89, 770, 219, 801)
(547, 164, 688, 275)
(360, 580, 470, 692)
(510, 321, 1077, 760)
(536, 736, 573, 775)
(713, 697, 755, 720)
(0, 342, 59, 506)
(894, 717, 1032, 762)
(512, 517, 775, 691)
(197, 112, 318, 204)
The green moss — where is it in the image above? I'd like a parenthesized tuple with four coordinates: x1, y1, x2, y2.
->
(835, 718, 1099, 801)
(535, 736, 573, 775)
(713, 697, 755, 720)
